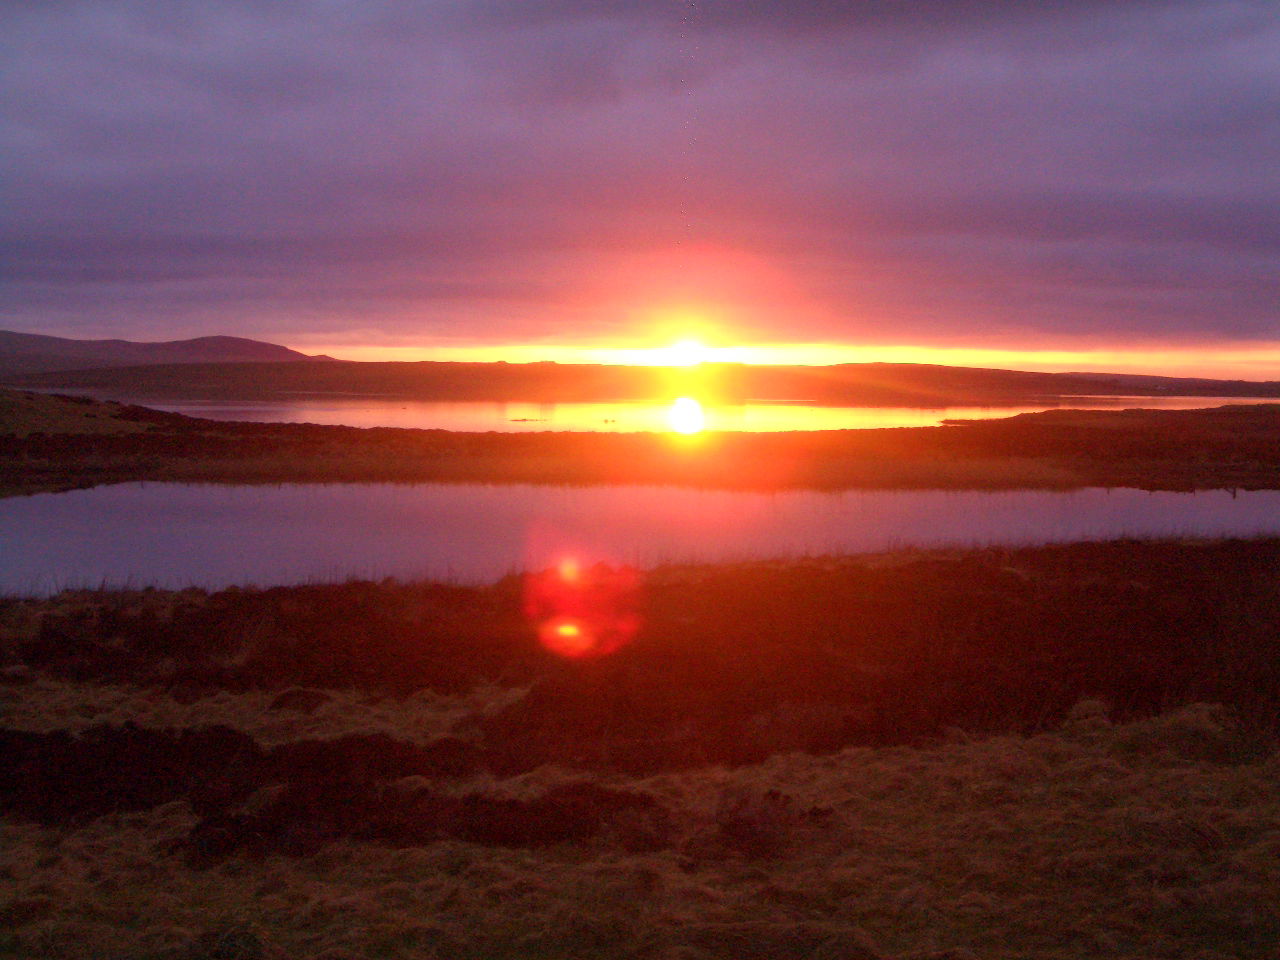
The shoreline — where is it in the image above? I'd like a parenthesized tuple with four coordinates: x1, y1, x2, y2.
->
(3, 389, 1280, 498)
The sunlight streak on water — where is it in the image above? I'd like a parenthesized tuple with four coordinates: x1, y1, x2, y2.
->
(668, 397, 706, 434)
(139, 397, 1265, 433)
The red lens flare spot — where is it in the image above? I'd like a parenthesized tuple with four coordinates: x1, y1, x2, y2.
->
(524, 561, 642, 658)
(539, 617, 596, 657)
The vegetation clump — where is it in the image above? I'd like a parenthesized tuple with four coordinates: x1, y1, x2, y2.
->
(3, 540, 1278, 958)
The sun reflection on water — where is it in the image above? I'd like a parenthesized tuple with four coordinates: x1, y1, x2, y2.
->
(668, 397, 706, 434)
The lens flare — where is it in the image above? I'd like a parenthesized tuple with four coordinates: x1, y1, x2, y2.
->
(539, 617, 596, 657)
(523, 561, 642, 658)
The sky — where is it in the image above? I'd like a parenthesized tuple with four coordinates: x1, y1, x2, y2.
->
(3, 0, 1278, 376)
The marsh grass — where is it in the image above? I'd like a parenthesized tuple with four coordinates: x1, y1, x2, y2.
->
(0, 677, 523, 746)
(5, 539, 1280, 757)
(1, 707, 1277, 959)
(3, 541, 1279, 958)
(0, 390, 154, 439)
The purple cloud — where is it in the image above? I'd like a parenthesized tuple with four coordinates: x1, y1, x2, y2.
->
(1, 0, 1277, 354)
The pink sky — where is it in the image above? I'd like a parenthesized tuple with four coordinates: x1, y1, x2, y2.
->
(3, 1, 1278, 378)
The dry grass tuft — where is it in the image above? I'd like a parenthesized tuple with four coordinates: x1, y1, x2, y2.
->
(0, 677, 520, 747)
(3, 544, 1279, 957)
(2, 707, 1277, 960)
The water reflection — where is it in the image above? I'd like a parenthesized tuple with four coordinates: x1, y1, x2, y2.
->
(668, 397, 706, 434)
(3, 483, 1279, 595)
(139, 396, 1265, 433)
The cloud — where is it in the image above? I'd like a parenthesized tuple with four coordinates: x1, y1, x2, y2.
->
(1, 0, 1277, 352)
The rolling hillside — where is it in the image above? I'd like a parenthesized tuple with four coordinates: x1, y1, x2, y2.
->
(0, 330, 326, 377)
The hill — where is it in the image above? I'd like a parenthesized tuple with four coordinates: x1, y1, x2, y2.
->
(0, 329, 324, 377)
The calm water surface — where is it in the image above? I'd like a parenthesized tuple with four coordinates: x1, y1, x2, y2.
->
(144, 396, 1260, 432)
(3, 483, 1278, 595)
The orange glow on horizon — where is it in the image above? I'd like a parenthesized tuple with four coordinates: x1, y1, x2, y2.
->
(284, 244, 1278, 378)
(295, 340, 1280, 380)
(665, 339, 710, 367)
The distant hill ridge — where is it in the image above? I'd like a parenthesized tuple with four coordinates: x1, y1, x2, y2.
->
(9, 355, 1279, 405)
(4, 330, 1278, 403)
(0, 330, 328, 376)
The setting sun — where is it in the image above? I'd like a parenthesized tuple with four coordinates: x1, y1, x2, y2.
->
(664, 339, 709, 367)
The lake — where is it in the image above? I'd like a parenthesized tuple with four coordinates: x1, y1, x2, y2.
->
(3, 483, 1277, 595)
(140, 395, 1262, 432)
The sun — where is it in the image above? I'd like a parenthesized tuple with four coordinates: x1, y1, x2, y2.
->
(664, 338, 710, 366)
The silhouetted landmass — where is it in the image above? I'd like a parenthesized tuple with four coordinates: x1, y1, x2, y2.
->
(2, 388, 1278, 496)
(11, 357, 1280, 404)
(0, 329, 327, 377)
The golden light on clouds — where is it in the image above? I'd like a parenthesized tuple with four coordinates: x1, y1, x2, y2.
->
(292, 242, 1280, 379)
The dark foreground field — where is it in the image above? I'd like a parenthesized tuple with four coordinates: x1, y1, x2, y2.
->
(3, 539, 1279, 959)
(3, 389, 1280, 497)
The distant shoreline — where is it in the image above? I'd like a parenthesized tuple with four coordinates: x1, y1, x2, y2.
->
(3, 388, 1279, 498)
(8, 356, 1280, 406)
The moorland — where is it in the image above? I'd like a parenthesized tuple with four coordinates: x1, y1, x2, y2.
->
(7, 542, 1280, 960)
(3, 374, 1279, 959)
(3, 539, 1280, 959)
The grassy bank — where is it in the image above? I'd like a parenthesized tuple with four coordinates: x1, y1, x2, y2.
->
(3, 708, 1276, 960)
(8, 538, 1280, 759)
(3, 389, 1279, 497)
(2, 540, 1279, 958)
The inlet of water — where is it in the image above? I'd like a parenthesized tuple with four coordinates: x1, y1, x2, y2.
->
(139, 396, 1262, 433)
(2, 483, 1277, 595)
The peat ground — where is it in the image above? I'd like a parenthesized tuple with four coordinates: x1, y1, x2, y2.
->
(2, 540, 1279, 958)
